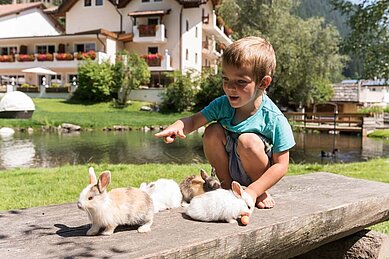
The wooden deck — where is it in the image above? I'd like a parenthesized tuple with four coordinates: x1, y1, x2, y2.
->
(1, 172, 389, 259)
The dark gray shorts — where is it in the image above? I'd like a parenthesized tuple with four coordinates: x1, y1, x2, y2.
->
(225, 130, 273, 187)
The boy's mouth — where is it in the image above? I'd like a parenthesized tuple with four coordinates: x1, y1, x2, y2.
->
(229, 96, 239, 101)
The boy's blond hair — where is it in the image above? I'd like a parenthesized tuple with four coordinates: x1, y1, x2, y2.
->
(222, 36, 276, 85)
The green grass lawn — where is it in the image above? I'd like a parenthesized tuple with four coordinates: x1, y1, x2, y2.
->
(0, 98, 191, 129)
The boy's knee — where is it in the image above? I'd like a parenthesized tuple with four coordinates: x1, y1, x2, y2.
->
(203, 123, 224, 142)
(237, 133, 265, 155)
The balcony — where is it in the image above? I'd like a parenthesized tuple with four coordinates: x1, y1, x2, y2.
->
(141, 50, 173, 71)
(133, 24, 167, 43)
(0, 51, 107, 69)
(202, 10, 233, 46)
(202, 36, 222, 58)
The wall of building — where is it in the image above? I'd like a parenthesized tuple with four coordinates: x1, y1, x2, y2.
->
(66, 1, 120, 34)
(0, 8, 61, 38)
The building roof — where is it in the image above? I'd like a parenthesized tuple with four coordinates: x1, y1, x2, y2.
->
(0, 3, 45, 18)
(128, 9, 171, 17)
(57, 0, 217, 16)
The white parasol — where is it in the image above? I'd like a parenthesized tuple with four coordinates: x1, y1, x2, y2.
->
(22, 67, 57, 75)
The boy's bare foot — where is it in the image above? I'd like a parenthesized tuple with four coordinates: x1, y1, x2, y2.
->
(256, 191, 275, 209)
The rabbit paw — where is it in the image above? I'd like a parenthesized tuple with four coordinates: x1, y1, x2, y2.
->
(137, 225, 151, 233)
(101, 225, 115, 236)
(86, 227, 100, 236)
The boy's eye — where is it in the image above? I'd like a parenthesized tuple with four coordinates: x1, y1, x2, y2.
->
(237, 80, 248, 85)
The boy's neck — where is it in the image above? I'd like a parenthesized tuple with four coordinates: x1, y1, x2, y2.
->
(233, 94, 264, 124)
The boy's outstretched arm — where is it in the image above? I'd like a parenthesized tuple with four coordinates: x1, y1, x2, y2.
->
(155, 112, 208, 143)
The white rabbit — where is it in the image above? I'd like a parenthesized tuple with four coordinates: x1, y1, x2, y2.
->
(185, 181, 254, 223)
(77, 167, 154, 236)
(139, 178, 182, 213)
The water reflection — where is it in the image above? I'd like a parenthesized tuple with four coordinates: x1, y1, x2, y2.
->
(0, 131, 388, 170)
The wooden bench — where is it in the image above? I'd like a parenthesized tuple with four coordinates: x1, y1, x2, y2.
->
(1, 172, 388, 258)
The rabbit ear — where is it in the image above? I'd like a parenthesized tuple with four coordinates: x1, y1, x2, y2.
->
(88, 167, 97, 185)
(200, 169, 209, 180)
(97, 171, 111, 193)
(231, 181, 243, 198)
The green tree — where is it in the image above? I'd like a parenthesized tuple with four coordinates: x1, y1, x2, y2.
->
(194, 68, 224, 111)
(331, 0, 389, 79)
(160, 70, 199, 112)
(115, 51, 150, 106)
(219, 0, 346, 107)
(72, 59, 115, 102)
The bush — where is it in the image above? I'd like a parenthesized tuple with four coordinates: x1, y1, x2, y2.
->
(194, 68, 223, 111)
(160, 70, 198, 113)
(71, 59, 115, 102)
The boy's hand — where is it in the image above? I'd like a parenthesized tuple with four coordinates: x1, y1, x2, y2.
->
(154, 128, 186, 143)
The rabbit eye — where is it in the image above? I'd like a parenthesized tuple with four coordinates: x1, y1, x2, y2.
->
(88, 197, 93, 200)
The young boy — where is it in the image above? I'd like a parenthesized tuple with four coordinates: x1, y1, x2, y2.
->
(155, 36, 295, 209)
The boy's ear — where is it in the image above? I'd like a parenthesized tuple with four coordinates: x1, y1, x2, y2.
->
(259, 76, 272, 90)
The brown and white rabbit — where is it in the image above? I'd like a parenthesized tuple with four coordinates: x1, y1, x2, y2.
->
(179, 168, 221, 204)
(77, 167, 154, 236)
(185, 181, 254, 223)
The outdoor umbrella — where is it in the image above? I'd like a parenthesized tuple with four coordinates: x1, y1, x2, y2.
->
(21, 67, 57, 75)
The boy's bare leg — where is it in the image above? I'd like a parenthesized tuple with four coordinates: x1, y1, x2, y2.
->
(203, 123, 232, 189)
(237, 133, 275, 209)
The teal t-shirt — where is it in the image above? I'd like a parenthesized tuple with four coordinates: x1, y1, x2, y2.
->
(200, 94, 295, 153)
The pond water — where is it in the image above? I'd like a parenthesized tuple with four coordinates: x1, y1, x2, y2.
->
(0, 130, 388, 170)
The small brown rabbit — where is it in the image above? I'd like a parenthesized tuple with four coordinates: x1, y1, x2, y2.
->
(179, 168, 221, 204)
(77, 167, 154, 236)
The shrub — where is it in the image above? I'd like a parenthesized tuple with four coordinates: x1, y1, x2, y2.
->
(160, 70, 198, 113)
(71, 59, 115, 102)
(194, 68, 223, 111)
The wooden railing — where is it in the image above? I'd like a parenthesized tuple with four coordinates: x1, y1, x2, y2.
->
(284, 112, 371, 133)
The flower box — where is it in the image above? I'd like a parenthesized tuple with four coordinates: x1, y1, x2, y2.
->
(37, 53, 54, 61)
(75, 51, 96, 60)
(0, 55, 14, 62)
(55, 53, 74, 61)
(138, 24, 157, 37)
(16, 86, 39, 92)
(46, 86, 69, 93)
(141, 53, 163, 67)
(17, 54, 35, 62)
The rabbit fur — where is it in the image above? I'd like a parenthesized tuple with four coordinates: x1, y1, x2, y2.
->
(185, 181, 254, 223)
(77, 167, 154, 236)
(139, 178, 182, 213)
(179, 168, 221, 204)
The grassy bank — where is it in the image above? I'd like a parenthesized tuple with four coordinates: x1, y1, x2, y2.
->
(368, 129, 389, 139)
(0, 98, 191, 129)
(1, 159, 388, 233)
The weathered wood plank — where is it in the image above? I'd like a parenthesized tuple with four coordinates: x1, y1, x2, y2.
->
(1, 172, 388, 259)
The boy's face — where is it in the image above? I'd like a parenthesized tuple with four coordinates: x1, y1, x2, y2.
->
(222, 64, 260, 109)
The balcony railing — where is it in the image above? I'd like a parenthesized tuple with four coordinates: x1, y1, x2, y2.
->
(133, 24, 166, 43)
(140, 50, 173, 71)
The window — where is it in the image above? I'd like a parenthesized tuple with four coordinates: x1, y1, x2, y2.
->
(148, 18, 159, 25)
(148, 47, 158, 54)
(142, 0, 150, 2)
(195, 27, 198, 38)
(195, 53, 198, 64)
(36, 45, 55, 54)
(50, 75, 62, 85)
(186, 49, 188, 61)
(84, 0, 91, 6)
(95, 0, 103, 6)
(0, 75, 24, 85)
(75, 43, 96, 52)
(0, 46, 17, 55)
(186, 20, 189, 31)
